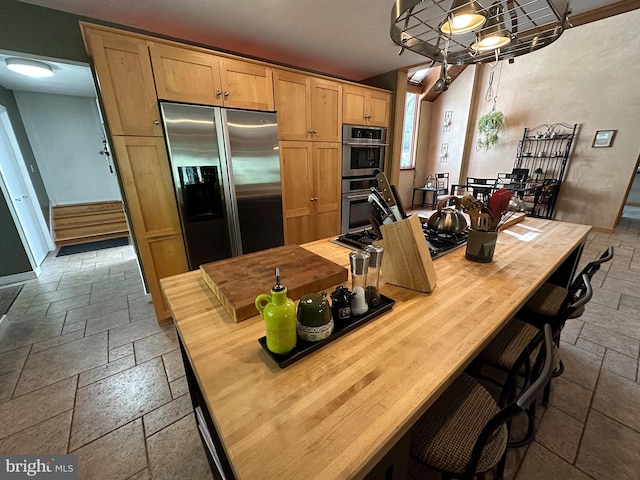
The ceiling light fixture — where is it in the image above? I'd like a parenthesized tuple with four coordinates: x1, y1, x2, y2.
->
(440, 0, 486, 35)
(471, 3, 511, 52)
(5, 57, 54, 78)
(391, 0, 570, 65)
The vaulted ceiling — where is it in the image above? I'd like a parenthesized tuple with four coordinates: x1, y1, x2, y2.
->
(3, 0, 640, 98)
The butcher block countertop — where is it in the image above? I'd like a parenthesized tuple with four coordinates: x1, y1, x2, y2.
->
(160, 217, 590, 480)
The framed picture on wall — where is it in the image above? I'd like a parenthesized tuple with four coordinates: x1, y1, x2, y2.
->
(592, 130, 616, 148)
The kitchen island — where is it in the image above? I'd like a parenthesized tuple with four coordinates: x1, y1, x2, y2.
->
(160, 217, 590, 480)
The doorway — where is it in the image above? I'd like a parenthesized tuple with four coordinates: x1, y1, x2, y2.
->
(617, 153, 640, 223)
(0, 106, 53, 273)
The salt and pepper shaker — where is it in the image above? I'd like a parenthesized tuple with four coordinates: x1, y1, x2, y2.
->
(349, 251, 370, 315)
(364, 245, 384, 307)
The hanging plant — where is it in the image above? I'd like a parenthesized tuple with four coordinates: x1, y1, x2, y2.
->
(477, 110, 507, 151)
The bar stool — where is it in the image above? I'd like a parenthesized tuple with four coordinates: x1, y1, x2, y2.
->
(518, 247, 613, 327)
(410, 325, 554, 480)
(474, 273, 593, 447)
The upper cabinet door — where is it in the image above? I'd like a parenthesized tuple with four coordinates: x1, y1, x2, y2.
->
(367, 90, 392, 128)
(84, 28, 162, 137)
(310, 79, 342, 142)
(342, 84, 391, 128)
(274, 71, 341, 142)
(220, 59, 274, 111)
(342, 85, 368, 126)
(149, 42, 223, 106)
(274, 70, 311, 140)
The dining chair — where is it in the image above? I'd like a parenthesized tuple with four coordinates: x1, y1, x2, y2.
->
(410, 324, 554, 480)
(465, 177, 498, 202)
(475, 273, 593, 447)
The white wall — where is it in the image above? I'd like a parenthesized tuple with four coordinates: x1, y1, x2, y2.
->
(14, 91, 121, 205)
(415, 9, 640, 231)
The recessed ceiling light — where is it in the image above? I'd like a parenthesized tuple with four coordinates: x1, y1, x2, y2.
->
(5, 57, 54, 78)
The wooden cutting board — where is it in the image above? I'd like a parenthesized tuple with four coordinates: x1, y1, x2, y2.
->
(498, 212, 526, 230)
(200, 244, 348, 323)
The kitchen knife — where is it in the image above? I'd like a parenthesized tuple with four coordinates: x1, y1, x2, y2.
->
(390, 184, 407, 219)
(368, 214, 383, 239)
(369, 187, 394, 220)
(367, 194, 394, 225)
(374, 169, 403, 221)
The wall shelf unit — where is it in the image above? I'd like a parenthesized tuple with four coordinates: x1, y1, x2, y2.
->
(514, 123, 577, 219)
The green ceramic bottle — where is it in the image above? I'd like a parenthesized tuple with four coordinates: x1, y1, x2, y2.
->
(255, 268, 296, 355)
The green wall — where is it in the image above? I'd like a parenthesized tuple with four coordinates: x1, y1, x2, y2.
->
(0, 0, 94, 277)
(1, 0, 89, 63)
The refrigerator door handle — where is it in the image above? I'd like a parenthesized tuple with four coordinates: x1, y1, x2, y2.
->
(217, 109, 243, 257)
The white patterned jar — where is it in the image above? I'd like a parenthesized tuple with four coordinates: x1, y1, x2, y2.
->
(296, 293, 334, 342)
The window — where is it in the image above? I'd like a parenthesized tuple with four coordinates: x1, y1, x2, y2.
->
(400, 93, 419, 169)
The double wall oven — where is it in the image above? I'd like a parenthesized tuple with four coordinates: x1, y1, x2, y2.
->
(341, 124, 387, 233)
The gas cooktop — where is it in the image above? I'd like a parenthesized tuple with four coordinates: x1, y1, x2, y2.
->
(333, 225, 468, 260)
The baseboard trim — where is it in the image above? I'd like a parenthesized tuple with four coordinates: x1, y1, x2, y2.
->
(591, 226, 614, 234)
(0, 270, 37, 286)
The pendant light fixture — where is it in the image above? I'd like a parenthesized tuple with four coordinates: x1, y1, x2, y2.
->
(471, 3, 511, 52)
(391, 0, 570, 65)
(440, 0, 486, 35)
(5, 57, 54, 78)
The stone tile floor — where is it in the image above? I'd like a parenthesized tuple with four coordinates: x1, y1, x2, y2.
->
(1, 212, 639, 480)
(0, 244, 212, 480)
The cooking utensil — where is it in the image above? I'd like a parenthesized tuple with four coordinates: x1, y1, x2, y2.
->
(477, 206, 495, 232)
(460, 192, 477, 210)
(488, 188, 512, 222)
(496, 211, 515, 230)
(427, 195, 468, 234)
(374, 169, 403, 221)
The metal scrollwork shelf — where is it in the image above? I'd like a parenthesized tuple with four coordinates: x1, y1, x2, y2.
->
(514, 122, 577, 219)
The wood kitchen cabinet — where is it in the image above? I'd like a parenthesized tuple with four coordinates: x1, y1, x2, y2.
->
(280, 141, 341, 245)
(83, 27, 163, 137)
(274, 70, 342, 141)
(110, 136, 189, 320)
(343, 84, 392, 128)
(150, 42, 274, 110)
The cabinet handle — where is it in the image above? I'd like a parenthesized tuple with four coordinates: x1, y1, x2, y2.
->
(312, 130, 318, 134)
(308, 130, 314, 134)
(310, 197, 318, 201)
(215, 90, 222, 97)
(224, 91, 229, 97)
(154, 120, 160, 125)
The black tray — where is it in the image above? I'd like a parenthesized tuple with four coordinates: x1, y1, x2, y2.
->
(258, 294, 395, 368)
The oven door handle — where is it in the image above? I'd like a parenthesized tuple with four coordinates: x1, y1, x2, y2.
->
(344, 193, 370, 200)
(343, 142, 389, 147)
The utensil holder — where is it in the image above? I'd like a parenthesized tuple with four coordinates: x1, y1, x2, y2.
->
(465, 230, 498, 263)
(374, 214, 437, 292)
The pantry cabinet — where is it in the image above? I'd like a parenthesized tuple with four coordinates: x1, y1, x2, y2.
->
(274, 70, 342, 141)
(280, 141, 341, 245)
(343, 84, 392, 128)
(110, 136, 189, 319)
(150, 42, 274, 110)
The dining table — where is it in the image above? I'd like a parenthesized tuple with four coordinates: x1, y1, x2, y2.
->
(160, 216, 590, 480)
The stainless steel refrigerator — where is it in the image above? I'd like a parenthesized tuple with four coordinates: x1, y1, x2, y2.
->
(160, 102, 284, 270)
